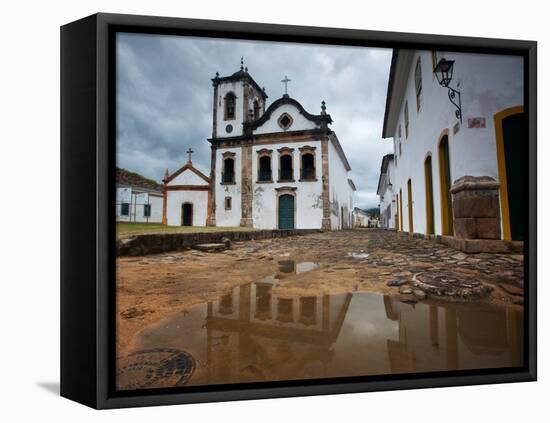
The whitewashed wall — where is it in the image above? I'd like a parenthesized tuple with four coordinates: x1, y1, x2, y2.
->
(116, 187, 163, 223)
(251, 140, 323, 229)
(215, 147, 242, 227)
(253, 104, 319, 135)
(379, 157, 396, 229)
(116, 187, 132, 222)
(215, 80, 245, 138)
(328, 141, 353, 230)
(166, 190, 208, 226)
(165, 167, 210, 226)
(390, 51, 523, 236)
(169, 168, 207, 185)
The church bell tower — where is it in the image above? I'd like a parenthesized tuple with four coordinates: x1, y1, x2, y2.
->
(211, 58, 268, 139)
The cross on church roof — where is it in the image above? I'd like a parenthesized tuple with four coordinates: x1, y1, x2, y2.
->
(281, 75, 291, 95)
(186, 148, 194, 163)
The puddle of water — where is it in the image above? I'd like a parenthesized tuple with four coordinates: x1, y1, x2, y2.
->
(118, 274, 524, 390)
(348, 252, 370, 259)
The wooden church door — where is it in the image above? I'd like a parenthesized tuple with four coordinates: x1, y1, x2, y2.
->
(278, 195, 295, 229)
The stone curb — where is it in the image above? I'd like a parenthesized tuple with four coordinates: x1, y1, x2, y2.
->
(116, 229, 322, 257)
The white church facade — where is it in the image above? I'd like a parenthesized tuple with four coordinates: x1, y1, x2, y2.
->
(163, 62, 355, 230)
(378, 49, 525, 249)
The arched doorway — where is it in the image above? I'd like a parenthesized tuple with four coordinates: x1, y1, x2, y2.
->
(438, 133, 454, 235)
(278, 194, 295, 229)
(407, 179, 414, 233)
(424, 155, 435, 235)
(182, 203, 193, 226)
(495, 106, 526, 241)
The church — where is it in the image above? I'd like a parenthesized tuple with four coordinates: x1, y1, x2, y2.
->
(163, 61, 355, 230)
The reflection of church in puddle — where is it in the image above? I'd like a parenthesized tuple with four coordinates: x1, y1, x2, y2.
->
(205, 262, 353, 382)
(200, 264, 523, 384)
(382, 298, 523, 374)
(129, 266, 523, 387)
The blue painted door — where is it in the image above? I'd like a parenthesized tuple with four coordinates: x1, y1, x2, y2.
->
(278, 195, 295, 229)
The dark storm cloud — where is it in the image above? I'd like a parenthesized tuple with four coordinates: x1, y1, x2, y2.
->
(116, 33, 393, 209)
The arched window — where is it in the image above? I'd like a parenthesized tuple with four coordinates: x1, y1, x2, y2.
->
(258, 155, 272, 182)
(222, 157, 235, 183)
(415, 57, 423, 111)
(278, 148, 294, 181)
(224, 92, 236, 120)
(253, 100, 260, 120)
(299, 146, 317, 180)
(301, 153, 315, 180)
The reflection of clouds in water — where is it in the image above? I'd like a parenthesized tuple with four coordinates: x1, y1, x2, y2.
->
(123, 284, 523, 389)
(338, 294, 399, 342)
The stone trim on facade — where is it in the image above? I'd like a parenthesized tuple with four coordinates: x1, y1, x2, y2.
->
(165, 185, 210, 191)
(321, 137, 331, 230)
(240, 143, 253, 227)
(207, 145, 217, 226)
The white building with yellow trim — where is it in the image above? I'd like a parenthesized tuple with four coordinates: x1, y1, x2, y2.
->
(379, 49, 525, 251)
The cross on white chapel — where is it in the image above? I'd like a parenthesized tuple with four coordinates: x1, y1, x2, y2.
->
(186, 148, 194, 163)
(281, 75, 291, 95)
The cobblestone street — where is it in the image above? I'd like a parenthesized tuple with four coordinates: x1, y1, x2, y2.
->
(117, 228, 524, 357)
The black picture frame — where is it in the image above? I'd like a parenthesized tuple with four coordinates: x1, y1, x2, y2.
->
(60, 12, 537, 409)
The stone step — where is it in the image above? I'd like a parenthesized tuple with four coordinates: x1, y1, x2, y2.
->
(192, 243, 228, 253)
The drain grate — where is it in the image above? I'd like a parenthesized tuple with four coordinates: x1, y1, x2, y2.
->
(414, 270, 493, 299)
(117, 348, 195, 390)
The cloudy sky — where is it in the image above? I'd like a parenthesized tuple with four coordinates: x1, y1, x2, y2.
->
(116, 33, 393, 209)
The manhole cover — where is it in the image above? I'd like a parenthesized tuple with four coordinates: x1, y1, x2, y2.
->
(117, 348, 195, 390)
(414, 270, 492, 299)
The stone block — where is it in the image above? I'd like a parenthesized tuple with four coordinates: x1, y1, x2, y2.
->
(450, 175, 502, 240)
(453, 191, 499, 218)
(454, 218, 477, 239)
(476, 217, 501, 240)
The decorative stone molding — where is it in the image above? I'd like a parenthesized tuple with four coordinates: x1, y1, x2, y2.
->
(450, 175, 500, 194)
(451, 176, 501, 240)
(277, 112, 293, 130)
(275, 186, 297, 193)
(321, 137, 331, 230)
(256, 148, 272, 157)
(240, 144, 253, 227)
(222, 151, 236, 158)
(277, 147, 294, 154)
(206, 145, 216, 226)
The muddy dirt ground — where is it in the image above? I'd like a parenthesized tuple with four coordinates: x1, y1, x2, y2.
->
(116, 229, 524, 357)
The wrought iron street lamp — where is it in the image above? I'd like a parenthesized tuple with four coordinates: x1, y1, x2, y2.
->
(434, 58, 462, 123)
